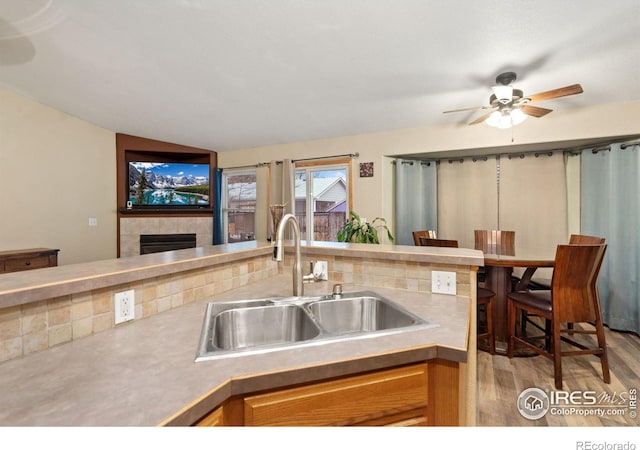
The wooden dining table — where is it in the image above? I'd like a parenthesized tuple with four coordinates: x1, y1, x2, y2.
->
(480, 254, 555, 356)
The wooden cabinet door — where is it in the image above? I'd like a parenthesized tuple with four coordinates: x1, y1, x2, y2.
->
(194, 397, 244, 426)
(243, 363, 428, 426)
(195, 405, 225, 426)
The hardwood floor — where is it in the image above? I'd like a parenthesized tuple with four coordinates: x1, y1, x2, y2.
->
(477, 325, 640, 426)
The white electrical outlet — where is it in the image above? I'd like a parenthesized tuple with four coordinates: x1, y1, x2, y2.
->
(88, 218, 98, 226)
(313, 260, 328, 280)
(114, 289, 135, 324)
(432, 271, 457, 295)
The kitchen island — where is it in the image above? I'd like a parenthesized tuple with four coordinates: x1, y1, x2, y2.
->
(0, 241, 483, 426)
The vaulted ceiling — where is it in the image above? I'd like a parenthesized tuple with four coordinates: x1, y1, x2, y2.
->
(1, 1, 639, 152)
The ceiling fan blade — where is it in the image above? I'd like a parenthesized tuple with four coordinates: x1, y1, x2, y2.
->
(526, 84, 583, 102)
(521, 105, 553, 118)
(443, 105, 488, 114)
(469, 111, 494, 125)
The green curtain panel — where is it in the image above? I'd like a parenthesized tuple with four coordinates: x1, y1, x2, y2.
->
(394, 160, 437, 246)
(581, 143, 640, 334)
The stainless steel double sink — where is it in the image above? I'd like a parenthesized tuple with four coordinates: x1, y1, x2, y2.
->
(195, 290, 438, 361)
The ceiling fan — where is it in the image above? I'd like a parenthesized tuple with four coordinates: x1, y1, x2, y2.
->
(443, 72, 583, 128)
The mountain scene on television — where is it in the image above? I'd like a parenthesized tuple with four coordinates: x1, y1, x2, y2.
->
(129, 162, 210, 206)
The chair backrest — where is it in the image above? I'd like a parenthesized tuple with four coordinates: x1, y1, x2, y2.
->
(419, 237, 459, 248)
(413, 230, 437, 246)
(569, 234, 605, 245)
(569, 235, 607, 305)
(474, 230, 515, 256)
(551, 244, 607, 323)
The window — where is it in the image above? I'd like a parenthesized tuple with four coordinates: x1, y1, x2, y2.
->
(295, 162, 350, 241)
(222, 170, 256, 243)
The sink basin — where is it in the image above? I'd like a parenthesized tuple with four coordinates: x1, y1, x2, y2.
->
(212, 304, 321, 350)
(306, 295, 423, 334)
(195, 291, 437, 361)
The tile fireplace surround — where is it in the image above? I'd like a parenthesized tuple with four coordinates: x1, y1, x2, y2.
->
(119, 217, 213, 257)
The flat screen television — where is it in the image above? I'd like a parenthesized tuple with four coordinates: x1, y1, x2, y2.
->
(128, 161, 210, 208)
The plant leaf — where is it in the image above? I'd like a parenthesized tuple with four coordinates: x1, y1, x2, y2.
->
(336, 210, 393, 244)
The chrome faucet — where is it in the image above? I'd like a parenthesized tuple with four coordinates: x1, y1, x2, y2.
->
(272, 213, 303, 296)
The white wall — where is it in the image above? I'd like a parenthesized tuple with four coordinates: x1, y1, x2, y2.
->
(0, 87, 117, 265)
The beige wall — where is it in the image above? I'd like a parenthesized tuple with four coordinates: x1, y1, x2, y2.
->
(0, 87, 116, 265)
(2, 81, 639, 263)
(219, 100, 640, 241)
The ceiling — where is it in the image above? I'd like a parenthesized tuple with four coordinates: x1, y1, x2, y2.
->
(1, 0, 639, 152)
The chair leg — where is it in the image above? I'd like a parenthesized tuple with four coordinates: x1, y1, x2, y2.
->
(552, 319, 563, 389)
(544, 319, 552, 351)
(507, 300, 515, 358)
(594, 319, 611, 384)
(520, 311, 528, 337)
(486, 298, 495, 355)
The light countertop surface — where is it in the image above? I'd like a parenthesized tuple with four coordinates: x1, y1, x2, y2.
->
(0, 240, 484, 308)
(0, 274, 470, 426)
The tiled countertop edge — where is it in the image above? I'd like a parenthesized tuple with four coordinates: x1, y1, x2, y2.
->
(0, 241, 484, 308)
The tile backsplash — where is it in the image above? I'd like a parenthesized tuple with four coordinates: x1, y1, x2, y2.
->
(0, 255, 277, 363)
(0, 248, 473, 364)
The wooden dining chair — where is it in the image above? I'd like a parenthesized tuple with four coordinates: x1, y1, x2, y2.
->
(477, 286, 496, 355)
(413, 230, 437, 246)
(474, 230, 516, 256)
(419, 237, 458, 247)
(473, 229, 516, 288)
(522, 234, 607, 336)
(527, 234, 606, 291)
(507, 243, 609, 389)
(423, 237, 495, 353)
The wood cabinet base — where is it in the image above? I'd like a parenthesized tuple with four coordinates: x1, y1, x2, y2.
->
(193, 359, 462, 427)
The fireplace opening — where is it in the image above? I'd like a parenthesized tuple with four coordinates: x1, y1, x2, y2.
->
(140, 233, 197, 255)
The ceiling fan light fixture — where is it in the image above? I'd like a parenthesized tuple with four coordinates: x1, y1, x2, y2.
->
(485, 108, 527, 129)
(497, 110, 512, 129)
(444, 71, 582, 128)
(492, 85, 513, 104)
(485, 110, 502, 127)
(510, 107, 527, 125)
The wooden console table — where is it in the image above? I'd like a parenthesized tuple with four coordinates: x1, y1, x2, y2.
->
(0, 248, 60, 274)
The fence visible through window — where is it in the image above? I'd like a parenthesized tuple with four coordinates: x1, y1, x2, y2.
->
(223, 171, 256, 243)
(295, 165, 348, 242)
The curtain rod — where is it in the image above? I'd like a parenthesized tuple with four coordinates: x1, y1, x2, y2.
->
(621, 141, 640, 149)
(392, 137, 640, 165)
(220, 161, 272, 170)
(292, 152, 359, 163)
(221, 152, 359, 170)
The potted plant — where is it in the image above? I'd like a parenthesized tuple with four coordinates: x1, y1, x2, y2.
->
(337, 211, 394, 244)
